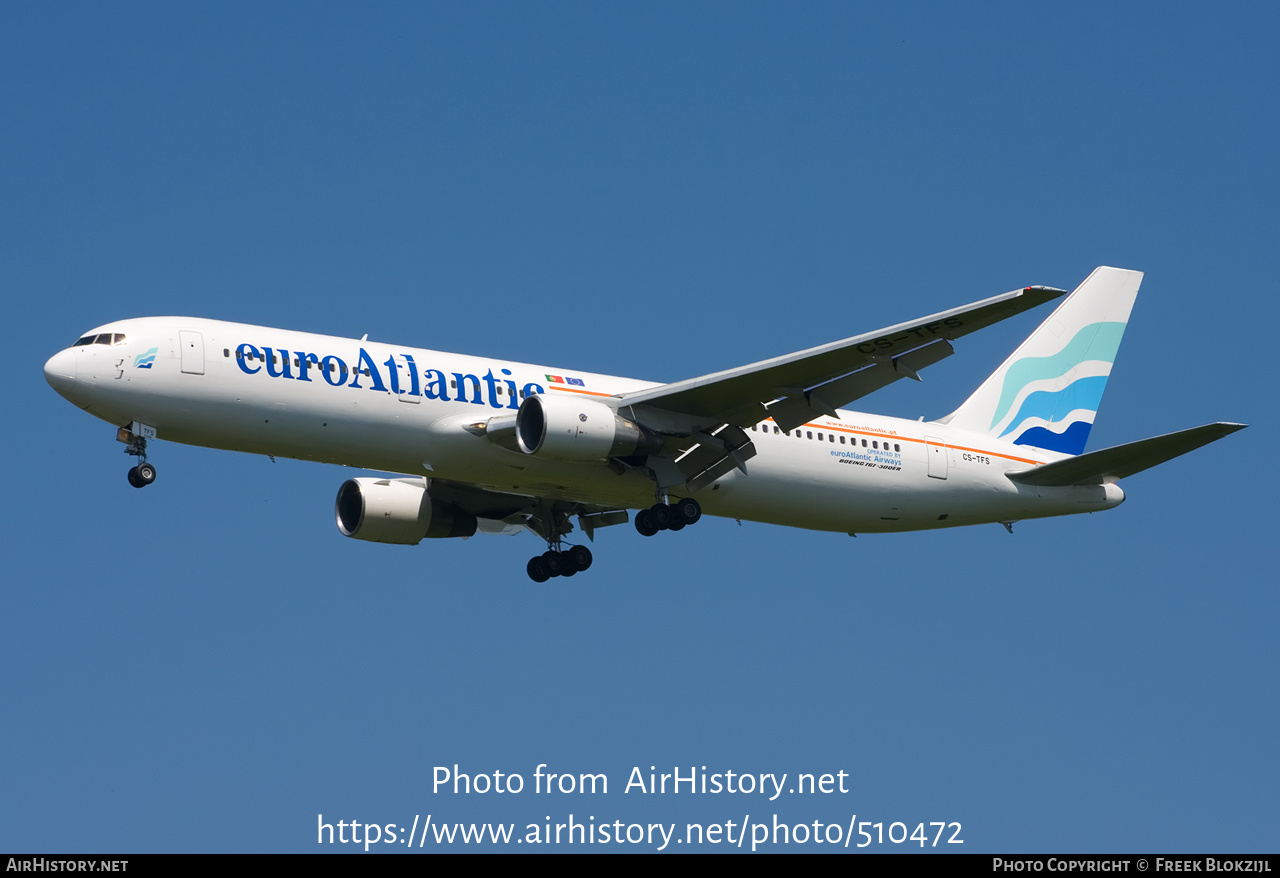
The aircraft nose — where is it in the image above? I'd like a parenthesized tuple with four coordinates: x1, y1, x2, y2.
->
(44, 348, 77, 397)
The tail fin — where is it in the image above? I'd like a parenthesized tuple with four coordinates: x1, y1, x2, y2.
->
(937, 266, 1142, 456)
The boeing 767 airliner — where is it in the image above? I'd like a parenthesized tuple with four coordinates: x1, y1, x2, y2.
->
(43, 266, 1244, 581)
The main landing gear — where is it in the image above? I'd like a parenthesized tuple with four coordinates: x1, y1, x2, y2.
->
(523, 504, 597, 583)
(634, 497, 701, 537)
(527, 543, 593, 583)
(118, 425, 157, 489)
(518, 493, 700, 583)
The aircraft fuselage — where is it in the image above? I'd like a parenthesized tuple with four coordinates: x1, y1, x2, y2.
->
(44, 316, 1123, 536)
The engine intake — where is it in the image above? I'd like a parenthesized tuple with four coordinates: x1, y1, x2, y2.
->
(515, 394, 662, 460)
(335, 478, 477, 544)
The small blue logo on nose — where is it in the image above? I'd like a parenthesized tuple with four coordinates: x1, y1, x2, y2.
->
(136, 348, 158, 369)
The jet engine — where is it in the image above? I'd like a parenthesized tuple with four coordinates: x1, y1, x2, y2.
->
(515, 393, 662, 460)
(335, 478, 477, 544)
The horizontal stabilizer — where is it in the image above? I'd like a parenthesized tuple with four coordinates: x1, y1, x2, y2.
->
(1007, 422, 1246, 487)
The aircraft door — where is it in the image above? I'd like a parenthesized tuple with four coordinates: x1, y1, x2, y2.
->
(925, 436, 948, 480)
(179, 331, 205, 375)
(394, 355, 420, 403)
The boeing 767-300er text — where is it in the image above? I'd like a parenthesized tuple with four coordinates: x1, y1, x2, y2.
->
(44, 266, 1244, 581)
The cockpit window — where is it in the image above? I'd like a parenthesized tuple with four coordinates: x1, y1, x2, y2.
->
(72, 333, 127, 347)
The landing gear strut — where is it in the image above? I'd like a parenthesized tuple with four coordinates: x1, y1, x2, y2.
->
(118, 425, 157, 489)
(635, 497, 701, 537)
(523, 504, 608, 582)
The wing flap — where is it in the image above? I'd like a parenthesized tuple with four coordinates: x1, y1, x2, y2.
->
(673, 425, 758, 492)
(1007, 422, 1247, 486)
(766, 338, 954, 432)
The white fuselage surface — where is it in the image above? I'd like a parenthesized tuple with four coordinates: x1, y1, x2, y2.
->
(44, 315, 1119, 537)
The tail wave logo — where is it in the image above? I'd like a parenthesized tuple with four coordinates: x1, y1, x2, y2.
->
(990, 322, 1126, 456)
(135, 348, 159, 369)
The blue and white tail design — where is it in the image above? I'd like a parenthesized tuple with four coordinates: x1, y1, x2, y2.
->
(938, 266, 1142, 456)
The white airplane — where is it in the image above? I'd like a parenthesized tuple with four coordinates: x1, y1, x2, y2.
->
(44, 266, 1243, 581)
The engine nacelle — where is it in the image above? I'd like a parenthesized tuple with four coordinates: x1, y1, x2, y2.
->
(335, 478, 477, 544)
(515, 393, 662, 460)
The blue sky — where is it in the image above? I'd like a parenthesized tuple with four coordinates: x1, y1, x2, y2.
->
(4, 3, 1276, 852)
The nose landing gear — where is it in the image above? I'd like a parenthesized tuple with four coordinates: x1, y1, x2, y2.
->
(127, 461, 157, 488)
(118, 423, 158, 489)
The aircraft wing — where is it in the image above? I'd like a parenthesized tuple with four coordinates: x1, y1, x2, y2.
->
(425, 478, 630, 541)
(618, 284, 1067, 433)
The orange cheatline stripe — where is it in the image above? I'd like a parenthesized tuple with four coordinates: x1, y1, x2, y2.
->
(547, 385, 616, 398)
(760, 417, 1042, 466)
(942, 442, 1042, 466)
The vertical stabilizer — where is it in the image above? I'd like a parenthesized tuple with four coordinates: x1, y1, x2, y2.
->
(937, 266, 1142, 456)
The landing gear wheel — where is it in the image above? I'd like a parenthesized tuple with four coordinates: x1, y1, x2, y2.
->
(566, 545, 593, 572)
(136, 462, 157, 485)
(127, 467, 143, 488)
(543, 550, 565, 578)
(527, 556, 551, 583)
(667, 521, 685, 531)
(635, 508, 659, 537)
(650, 503, 672, 530)
(674, 497, 701, 525)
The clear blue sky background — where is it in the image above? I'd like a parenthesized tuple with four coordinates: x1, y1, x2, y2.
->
(4, 3, 1275, 853)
